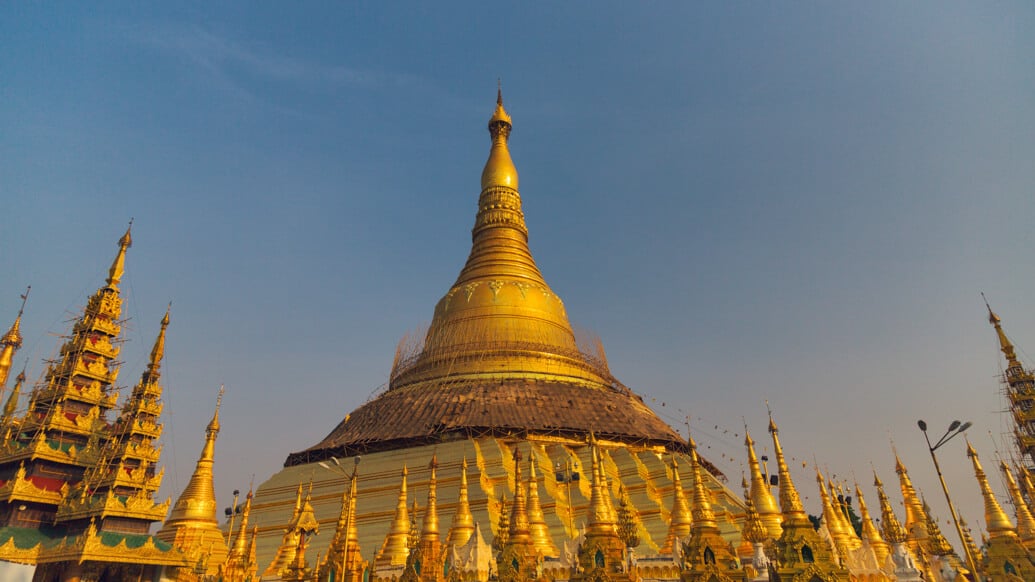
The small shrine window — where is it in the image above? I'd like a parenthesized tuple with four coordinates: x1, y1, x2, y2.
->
(801, 545, 814, 563)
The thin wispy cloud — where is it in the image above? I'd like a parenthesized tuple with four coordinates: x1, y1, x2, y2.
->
(119, 23, 424, 113)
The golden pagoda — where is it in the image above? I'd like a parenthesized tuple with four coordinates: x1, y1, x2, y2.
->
(0, 227, 190, 580)
(986, 302, 1035, 473)
(245, 91, 743, 576)
(678, 432, 738, 582)
(156, 388, 230, 574)
(766, 413, 849, 582)
(965, 441, 1035, 580)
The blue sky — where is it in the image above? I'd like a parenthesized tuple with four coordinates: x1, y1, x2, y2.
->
(3, 3, 1035, 539)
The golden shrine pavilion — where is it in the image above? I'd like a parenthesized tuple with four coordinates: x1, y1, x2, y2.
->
(1, 91, 1034, 582)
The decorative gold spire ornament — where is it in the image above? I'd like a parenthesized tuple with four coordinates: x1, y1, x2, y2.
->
(526, 452, 558, 558)
(893, 451, 930, 557)
(106, 221, 132, 288)
(1005, 460, 1035, 550)
(985, 299, 1035, 477)
(767, 413, 849, 581)
(873, 472, 925, 582)
(853, 483, 889, 564)
(0, 369, 25, 439)
(679, 432, 739, 582)
(0, 287, 28, 391)
(496, 448, 539, 582)
(744, 427, 781, 539)
(224, 489, 257, 582)
(446, 457, 476, 549)
(376, 466, 412, 570)
(966, 440, 1035, 579)
(570, 442, 635, 582)
(816, 468, 850, 560)
(662, 456, 692, 553)
(264, 483, 307, 578)
(156, 387, 230, 572)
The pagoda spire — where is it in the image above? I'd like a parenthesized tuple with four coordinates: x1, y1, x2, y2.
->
(264, 482, 307, 578)
(586, 444, 615, 537)
(507, 449, 531, 544)
(874, 472, 925, 582)
(164, 387, 221, 523)
(874, 471, 907, 544)
(390, 89, 607, 391)
(423, 455, 440, 542)
(1, 369, 25, 429)
(680, 431, 740, 582)
(526, 451, 558, 557)
(661, 456, 691, 553)
(767, 412, 848, 581)
(106, 221, 132, 288)
(0, 287, 29, 391)
(1000, 460, 1035, 551)
(854, 483, 890, 564)
(985, 299, 1035, 472)
(496, 448, 539, 582)
(768, 414, 806, 522)
(55, 308, 171, 531)
(156, 387, 229, 571)
(744, 426, 782, 539)
(893, 450, 930, 546)
(376, 465, 411, 569)
(967, 441, 1015, 537)
(224, 489, 255, 582)
(741, 491, 771, 582)
(816, 467, 850, 559)
(966, 440, 1035, 579)
(446, 457, 476, 549)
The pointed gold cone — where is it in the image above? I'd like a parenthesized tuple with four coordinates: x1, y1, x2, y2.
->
(893, 452, 928, 538)
(376, 466, 411, 568)
(966, 441, 1016, 537)
(745, 428, 782, 539)
(1000, 461, 1035, 549)
(106, 222, 133, 287)
(446, 457, 475, 548)
(874, 471, 907, 544)
(422, 455, 440, 542)
(526, 451, 558, 557)
(0, 288, 28, 391)
(662, 456, 692, 552)
(854, 483, 890, 564)
(768, 414, 807, 522)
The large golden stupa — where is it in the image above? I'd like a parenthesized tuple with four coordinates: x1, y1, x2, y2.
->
(246, 91, 745, 575)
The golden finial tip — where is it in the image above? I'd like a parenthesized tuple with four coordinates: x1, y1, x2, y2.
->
(966, 440, 977, 457)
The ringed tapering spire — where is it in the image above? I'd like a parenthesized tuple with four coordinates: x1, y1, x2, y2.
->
(446, 457, 476, 548)
(768, 413, 806, 521)
(744, 427, 782, 538)
(164, 387, 222, 525)
(1000, 460, 1035, 550)
(854, 482, 890, 564)
(966, 441, 1015, 537)
(156, 385, 230, 574)
(0, 287, 29, 391)
(106, 220, 133, 287)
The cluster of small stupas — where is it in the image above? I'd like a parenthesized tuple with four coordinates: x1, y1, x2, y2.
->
(2, 92, 1035, 582)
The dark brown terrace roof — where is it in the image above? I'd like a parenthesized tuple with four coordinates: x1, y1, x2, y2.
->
(285, 379, 723, 479)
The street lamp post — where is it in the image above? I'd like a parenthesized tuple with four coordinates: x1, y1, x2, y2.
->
(318, 456, 361, 582)
(225, 489, 241, 545)
(917, 419, 980, 579)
